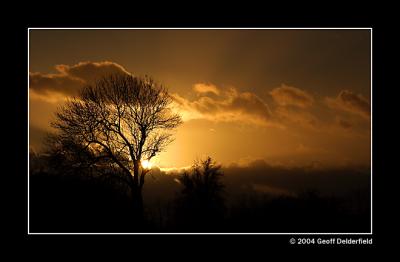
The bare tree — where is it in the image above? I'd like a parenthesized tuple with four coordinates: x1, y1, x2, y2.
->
(50, 74, 182, 218)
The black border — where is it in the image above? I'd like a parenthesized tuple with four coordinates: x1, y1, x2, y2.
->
(9, 7, 389, 252)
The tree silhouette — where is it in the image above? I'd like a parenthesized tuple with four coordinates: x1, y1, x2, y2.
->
(50, 74, 182, 219)
(175, 157, 225, 231)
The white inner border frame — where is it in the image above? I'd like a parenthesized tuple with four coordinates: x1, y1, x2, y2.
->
(27, 27, 373, 235)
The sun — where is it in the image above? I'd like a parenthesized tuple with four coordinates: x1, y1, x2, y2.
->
(141, 159, 152, 169)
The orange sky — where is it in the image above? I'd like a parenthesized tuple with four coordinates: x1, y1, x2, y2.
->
(29, 29, 371, 168)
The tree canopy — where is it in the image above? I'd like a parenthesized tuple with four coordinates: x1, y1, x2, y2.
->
(50, 74, 182, 189)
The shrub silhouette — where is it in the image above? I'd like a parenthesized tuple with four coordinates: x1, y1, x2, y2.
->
(173, 157, 225, 232)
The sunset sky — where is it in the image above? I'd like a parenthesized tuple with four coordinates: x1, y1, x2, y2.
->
(29, 29, 371, 169)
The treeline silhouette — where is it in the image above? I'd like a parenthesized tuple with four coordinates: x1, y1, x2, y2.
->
(29, 151, 370, 233)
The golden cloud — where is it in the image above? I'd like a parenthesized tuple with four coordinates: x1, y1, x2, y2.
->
(270, 84, 314, 108)
(193, 83, 220, 95)
(172, 85, 277, 127)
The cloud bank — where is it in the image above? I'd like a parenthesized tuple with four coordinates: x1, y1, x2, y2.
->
(172, 82, 370, 133)
(29, 60, 370, 134)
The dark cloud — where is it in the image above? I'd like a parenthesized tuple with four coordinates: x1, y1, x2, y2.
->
(29, 61, 130, 97)
(223, 159, 370, 197)
(143, 159, 370, 206)
(326, 90, 370, 119)
(29, 72, 84, 96)
(270, 84, 314, 108)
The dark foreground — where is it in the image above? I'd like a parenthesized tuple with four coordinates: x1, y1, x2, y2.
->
(29, 171, 370, 233)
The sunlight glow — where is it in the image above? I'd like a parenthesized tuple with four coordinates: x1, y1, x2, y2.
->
(159, 166, 191, 173)
(141, 159, 152, 169)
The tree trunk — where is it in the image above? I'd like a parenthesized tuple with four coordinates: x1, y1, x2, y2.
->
(131, 160, 144, 227)
(133, 160, 140, 186)
(131, 184, 144, 224)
